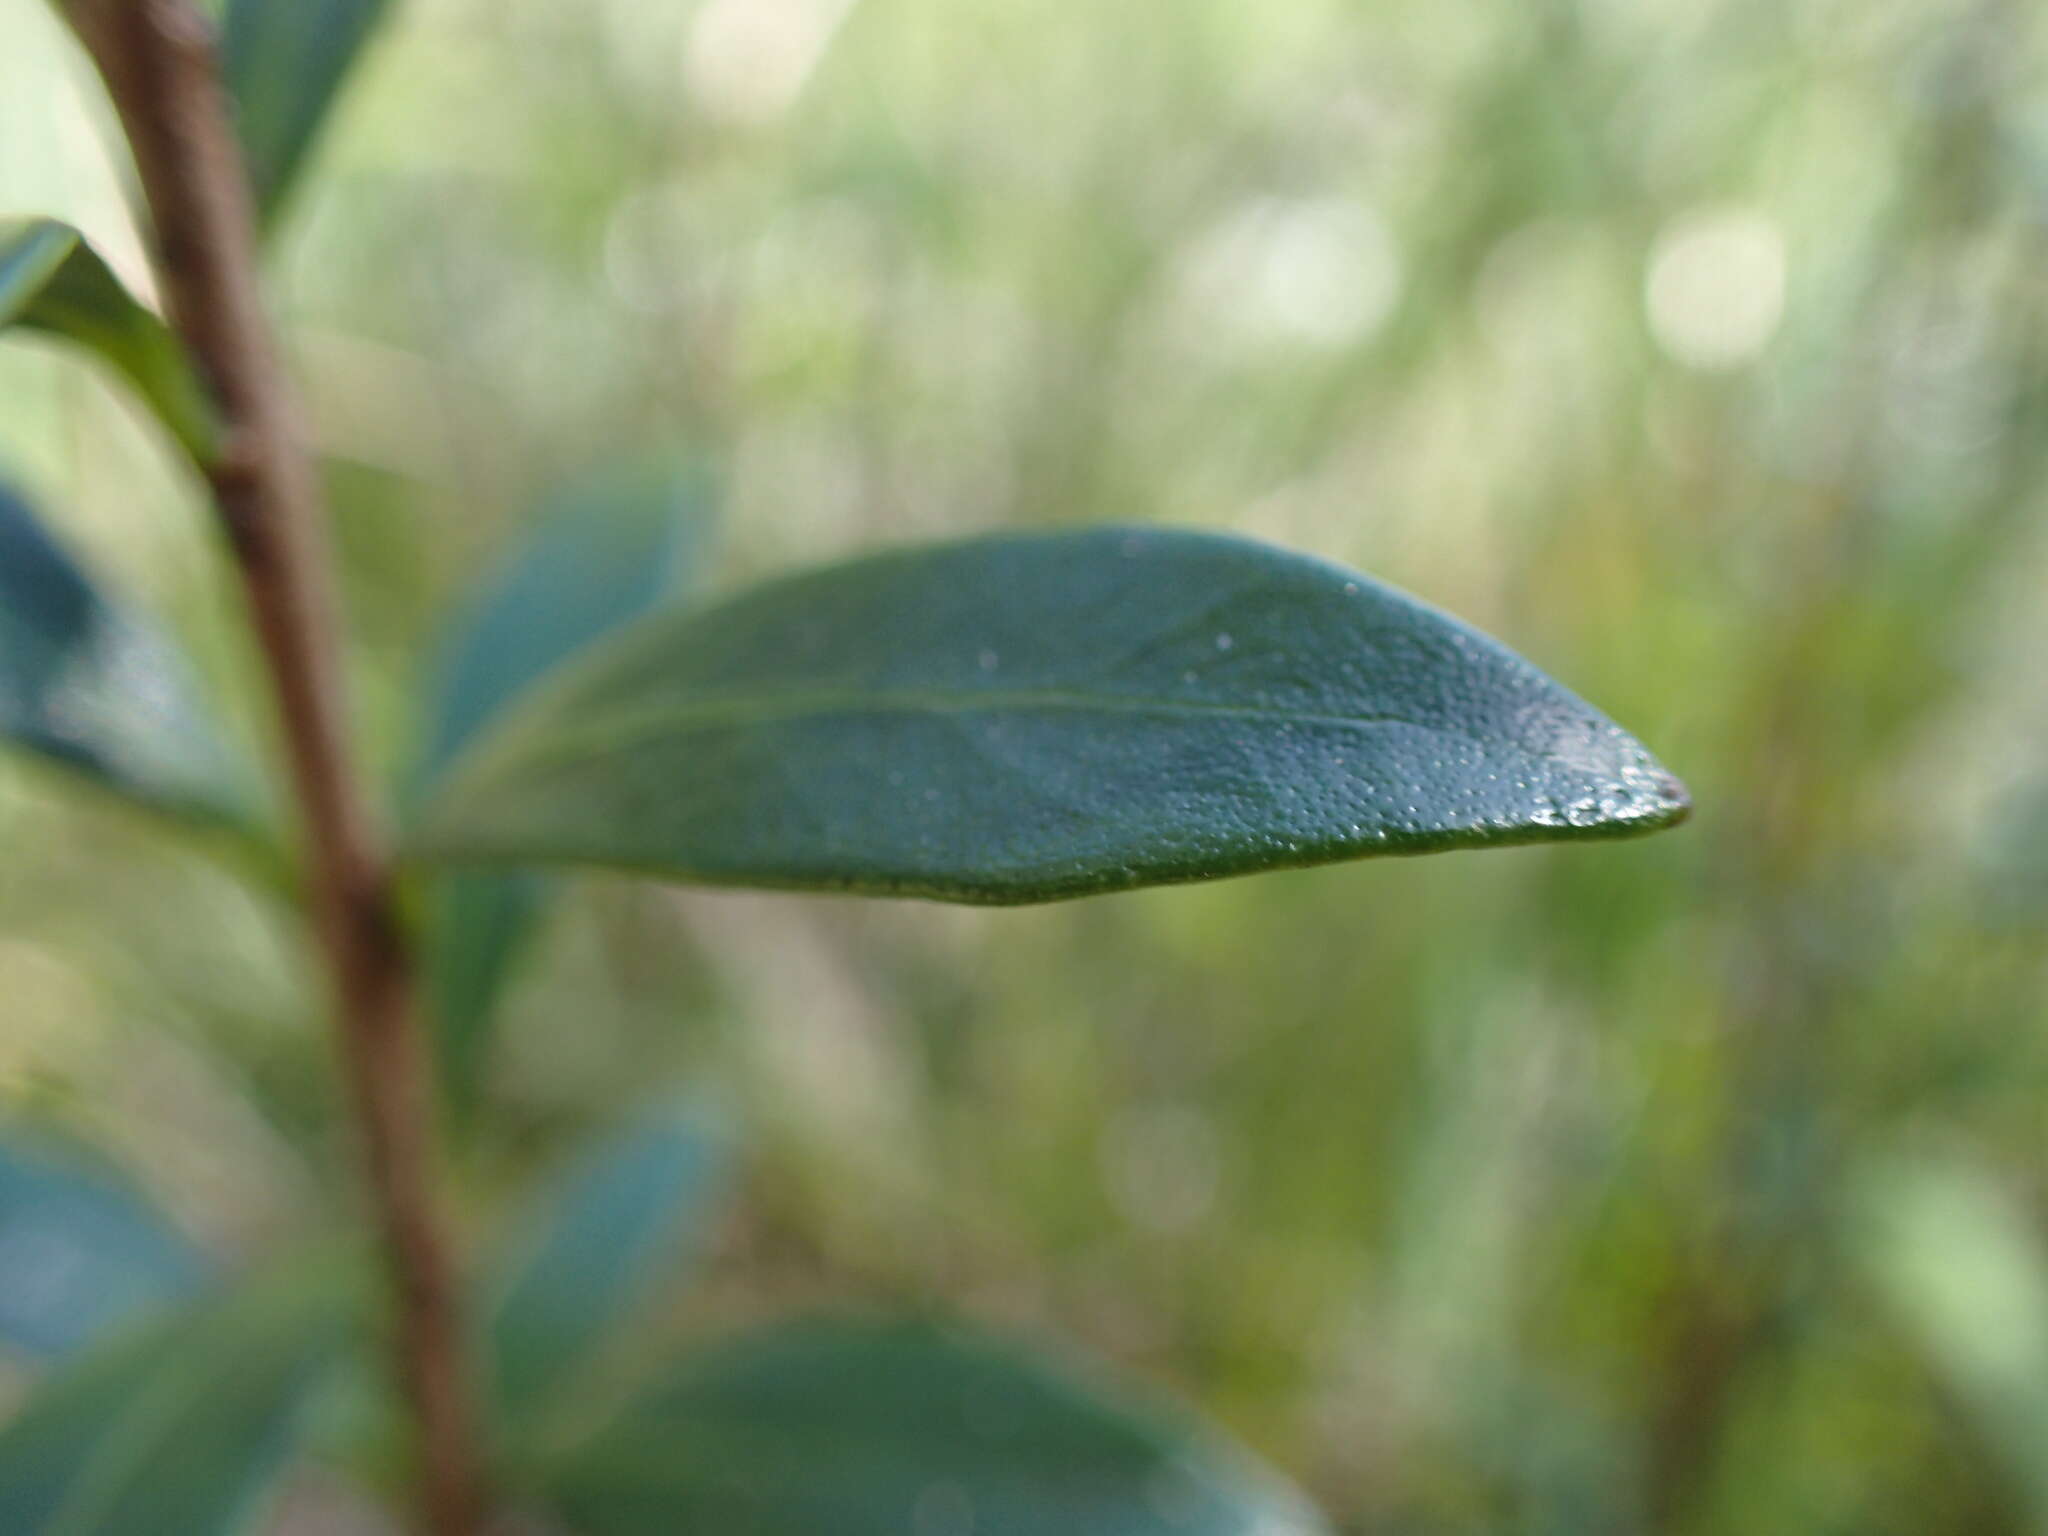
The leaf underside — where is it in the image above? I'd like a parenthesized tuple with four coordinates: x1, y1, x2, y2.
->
(0, 219, 218, 462)
(0, 1282, 339, 1535)
(413, 526, 1689, 904)
(541, 1315, 1330, 1536)
(488, 1102, 727, 1424)
(415, 465, 712, 1106)
(0, 480, 259, 833)
(416, 468, 707, 786)
(0, 1140, 206, 1362)
(223, 0, 393, 228)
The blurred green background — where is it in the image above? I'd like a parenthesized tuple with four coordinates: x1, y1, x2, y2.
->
(6, 0, 2048, 1530)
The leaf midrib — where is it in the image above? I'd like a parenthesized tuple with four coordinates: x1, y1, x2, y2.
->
(462, 685, 1498, 781)
(564, 1416, 1157, 1490)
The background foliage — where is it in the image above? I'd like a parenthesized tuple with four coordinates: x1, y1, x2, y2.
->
(4, 0, 2048, 1530)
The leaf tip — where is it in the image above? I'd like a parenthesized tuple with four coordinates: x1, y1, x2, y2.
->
(1650, 763, 1692, 825)
(1612, 739, 1693, 836)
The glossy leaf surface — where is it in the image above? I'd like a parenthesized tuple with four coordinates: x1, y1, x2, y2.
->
(415, 467, 711, 1104)
(539, 1315, 1330, 1536)
(415, 526, 1689, 903)
(0, 1278, 341, 1534)
(222, 0, 392, 227)
(0, 1141, 206, 1361)
(488, 1103, 728, 1423)
(0, 219, 217, 461)
(0, 481, 259, 832)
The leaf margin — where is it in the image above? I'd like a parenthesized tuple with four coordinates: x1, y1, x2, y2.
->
(0, 217, 219, 465)
(407, 524, 1692, 905)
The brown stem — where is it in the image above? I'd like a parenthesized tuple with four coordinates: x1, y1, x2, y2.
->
(57, 4, 488, 1531)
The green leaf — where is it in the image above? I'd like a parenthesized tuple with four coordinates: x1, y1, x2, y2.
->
(0, 219, 217, 463)
(415, 465, 713, 1106)
(426, 869, 546, 1109)
(487, 1102, 728, 1426)
(0, 479, 262, 833)
(538, 1315, 1331, 1536)
(411, 525, 1690, 904)
(222, 0, 392, 228)
(0, 1140, 206, 1362)
(417, 464, 713, 786)
(0, 1273, 344, 1535)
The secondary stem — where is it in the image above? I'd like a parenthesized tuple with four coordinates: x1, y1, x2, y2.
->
(57, 4, 488, 1531)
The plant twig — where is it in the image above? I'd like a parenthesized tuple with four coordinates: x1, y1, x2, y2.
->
(56, 4, 488, 1531)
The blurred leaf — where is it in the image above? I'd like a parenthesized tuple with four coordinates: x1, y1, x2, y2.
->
(538, 1314, 1331, 1535)
(412, 526, 1690, 904)
(416, 464, 713, 782)
(0, 1140, 206, 1362)
(0, 479, 264, 835)
(0, 1270, 345, 1534)
(487, 1101, 728, 1426)
(1853, 1155, 2048, 1517)
(415, 466, 713, 1106)
(0, 219, 217, 462)
(427, 869, 545, 1110)
(221, 0, 392, 228)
